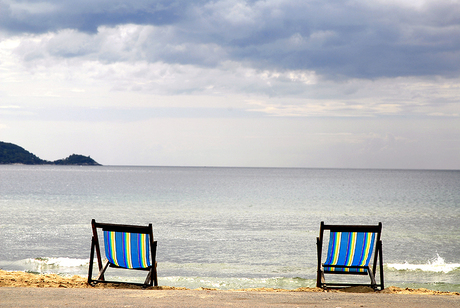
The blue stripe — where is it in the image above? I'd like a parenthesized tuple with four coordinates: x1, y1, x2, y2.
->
(325, 232, 337, 265)
(136, 234, 142, 268)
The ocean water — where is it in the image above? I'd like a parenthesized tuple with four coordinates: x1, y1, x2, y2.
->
(1, 165, 459, 291)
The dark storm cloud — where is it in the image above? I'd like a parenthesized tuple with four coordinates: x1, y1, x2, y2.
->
(2, 0, 460, 79)
(0, 0, 193, 33)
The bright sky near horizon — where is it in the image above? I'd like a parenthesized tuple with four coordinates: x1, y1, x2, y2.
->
(1, 0, 459, 169)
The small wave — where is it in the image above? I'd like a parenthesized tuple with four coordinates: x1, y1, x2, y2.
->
(0, 257, 90, 276)
(19, 257, 89, 275)
(388, 254, 460, 273)
(25, 257, 89, 268)
(160, 276, 315, 290)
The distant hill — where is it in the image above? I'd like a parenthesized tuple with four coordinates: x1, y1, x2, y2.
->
(54, 154, 100, 166)
(0, 142, 45, 164)
(0, 142, 101, 165)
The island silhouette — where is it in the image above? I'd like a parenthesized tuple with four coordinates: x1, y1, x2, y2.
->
(0, 141, 101, 165)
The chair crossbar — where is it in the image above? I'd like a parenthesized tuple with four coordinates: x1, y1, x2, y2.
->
(108, 264, 153, 271)
(319, 282, 382, 289)
(89, 279, 153, 287)
(324, 224, 381, 233)
(323, 265, 369, 269)
(323, 264, 370, 274)
(94, 222, 152, 234)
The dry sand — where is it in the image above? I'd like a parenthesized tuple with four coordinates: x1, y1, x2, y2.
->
(1, 270, 459, 307)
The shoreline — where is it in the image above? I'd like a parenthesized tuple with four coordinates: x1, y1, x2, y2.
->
(1, 270, 459, 295)
(2, 271, 460, 308)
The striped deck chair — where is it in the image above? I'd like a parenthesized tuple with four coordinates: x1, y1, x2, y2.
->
(316, 222, 384, 290)
(88, 219, 158, 287)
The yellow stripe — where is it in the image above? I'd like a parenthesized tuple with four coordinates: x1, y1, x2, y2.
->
(345, 232, 357, 272)
(110, 232, 118, 266)
(361, 233, 373, 266)
(141, 234, 148, 268)
(125, 233, 132, 268)
(332, 232, 341, 265)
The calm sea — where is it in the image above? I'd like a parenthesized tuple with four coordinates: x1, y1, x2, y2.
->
(1, 165, 459, 291)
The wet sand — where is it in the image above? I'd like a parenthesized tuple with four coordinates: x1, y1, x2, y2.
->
(1, 270, 459, 307)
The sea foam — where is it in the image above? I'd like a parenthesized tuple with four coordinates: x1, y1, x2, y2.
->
(388, 254, 460, 273)
(19, 257, 89, 275)
(26, 257, 88, 268)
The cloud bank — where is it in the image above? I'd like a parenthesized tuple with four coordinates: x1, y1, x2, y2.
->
(1, 0, 459, 168)
(3, 0, 460, 79)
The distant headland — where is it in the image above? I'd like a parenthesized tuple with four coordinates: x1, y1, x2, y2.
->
(0, 141, 101, 166)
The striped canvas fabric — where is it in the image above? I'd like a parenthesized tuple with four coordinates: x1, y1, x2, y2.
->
(324, 231, 376, 273)
(103, 231, 151, 269)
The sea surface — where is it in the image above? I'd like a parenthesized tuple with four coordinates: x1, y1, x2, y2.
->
(1, 165, 459, 291)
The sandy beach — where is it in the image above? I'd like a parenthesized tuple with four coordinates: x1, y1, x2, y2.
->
(1, 270, 459, 307)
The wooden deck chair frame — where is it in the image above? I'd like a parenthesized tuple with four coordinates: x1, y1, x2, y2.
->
(88, 219, 158, 288)
(316, 221, 384, 290)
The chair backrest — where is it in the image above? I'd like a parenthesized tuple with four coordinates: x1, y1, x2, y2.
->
(320, 222, 382, 273)
(103, 230, 151, 269)
(91, 220, 154, 269)
(324, 231, 376, 272)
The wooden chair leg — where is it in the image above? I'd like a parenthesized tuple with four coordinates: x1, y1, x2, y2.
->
(367, 267, 377, 290)
(88, 237, 95, 284)
(142, 262, 158, 287)
(153, 262, 158, 286)
(96, 261, 110, 282)
(379, 241, 384, 290)
(316, 269, 322, 288)
(144, 270, 152, 288)
(320, 271, 326, 289)
(316, 236, 323, 288)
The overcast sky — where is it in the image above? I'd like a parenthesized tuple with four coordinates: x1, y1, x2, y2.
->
(1, 0, 459, 169)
